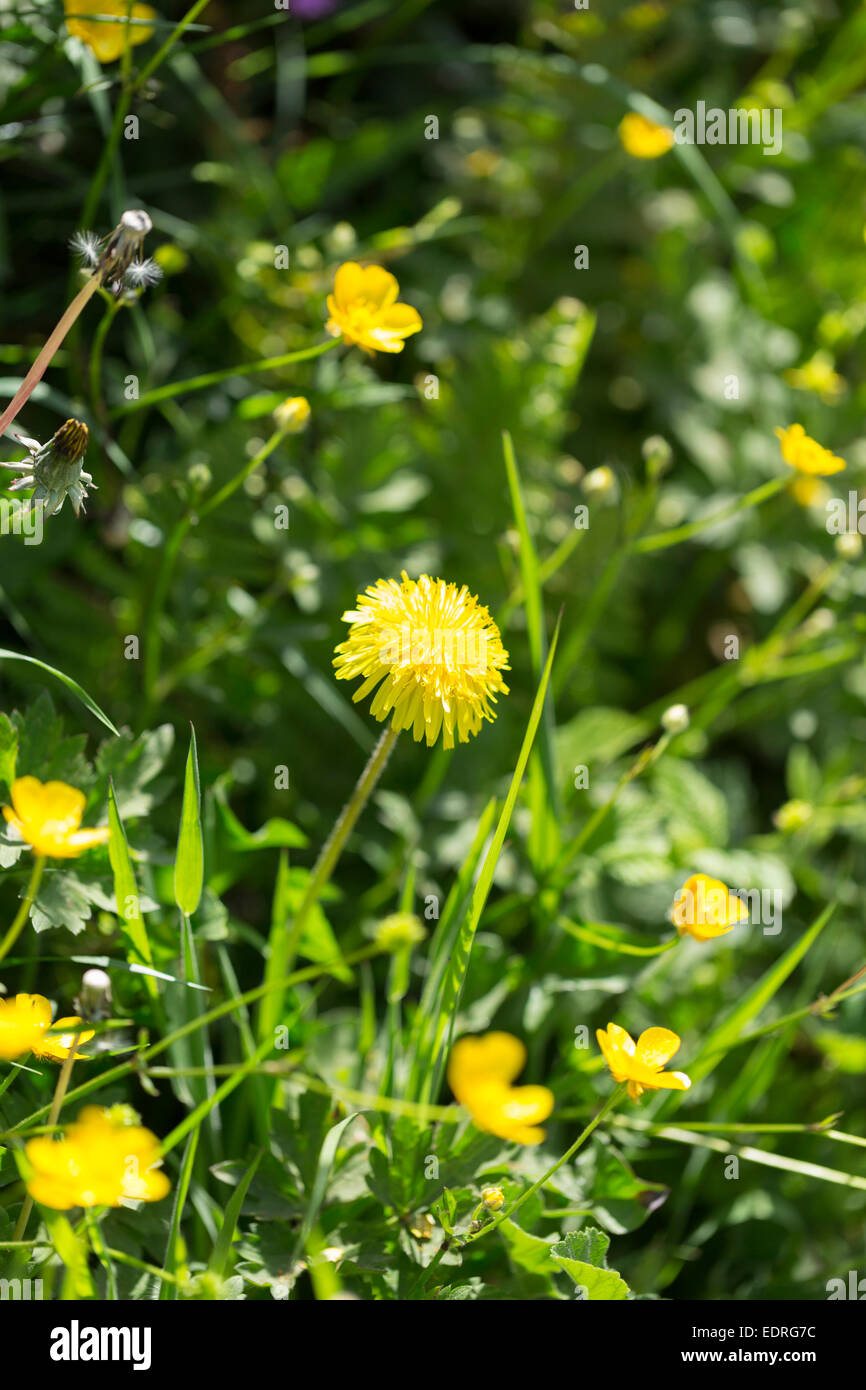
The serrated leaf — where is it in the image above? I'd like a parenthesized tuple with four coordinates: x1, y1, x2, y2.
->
(654, 758, 729, 849)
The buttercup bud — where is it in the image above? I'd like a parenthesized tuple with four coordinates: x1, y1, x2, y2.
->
(661, 703, 690, 734)
(274, 396, 311, 433)
(373, 912, 426, 951)
(773, 799, 814, 833)
(642, 434, 673, 480)
(481, 1186, 505, 1211)
(582, 465, 616, 498)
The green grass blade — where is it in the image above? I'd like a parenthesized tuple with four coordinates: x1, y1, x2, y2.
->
(208, 1149, 263, 1277)
(107, 781, 159, 1001)
(174, 725, 204, 916)
(0, 649, 119, 736)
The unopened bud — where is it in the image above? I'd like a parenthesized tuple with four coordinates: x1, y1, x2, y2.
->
(582, 465, 616, 498)
(76, 967, 112, 1020)
(661, 703, 690, 734)
(481, 1186, 505, 1211)
(273, 396, 311, 434)
(835, 532, 862, 561)
(773, 799, 814, 833)
(642, 435, 673, 480)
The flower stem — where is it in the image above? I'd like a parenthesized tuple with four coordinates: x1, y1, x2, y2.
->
(12, 1022, 81, 1242)
(632, 474, 789, 554)
(0, 855, 46, 969)
(462, 1084, 627, 1245)
(282, 725, 401, 973)
(0, 279, 102, 441)
(141, 425, 290, 713)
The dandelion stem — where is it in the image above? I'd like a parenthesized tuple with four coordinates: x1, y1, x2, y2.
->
(0, 279, 102, 441)
(282, 725, 401, 973)
(0, 855, 46, 969)
(463, 1083, 627, 1245)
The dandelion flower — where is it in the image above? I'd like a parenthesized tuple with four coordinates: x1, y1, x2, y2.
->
(333, 572, 510, 750)
(64, 0, 157, 64)
(0, 994, 94, 1062)
(619, 112, 675, 158)
(24, 1106, 170, 1210)
(776, 424, 845, 476)
(326, 262, 422, 354)
(448, 1032, 554, 1145)
(596, 1023, 691, 1102)
(2, 777, 109, 859)
(670, 872, 749, 941)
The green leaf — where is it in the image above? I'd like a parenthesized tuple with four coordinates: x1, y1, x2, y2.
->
(214, 782, 307, 851)
(550, 1228, 630, 1300)
(107, 782, 158, 998)
(0, 649, 119, 736)
(0, 714, 17, 793)
(653, 758, 729, 849)
(498, 1218, 558, 1275)
(174, 726, 204, 916)
(209, 1150, 263, 1277)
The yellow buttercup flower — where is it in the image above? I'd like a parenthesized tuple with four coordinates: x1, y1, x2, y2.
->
(2, 776, 109, 859)
(789, 474, 831, 510)
(24, 1106, 170, 1210)
(775, 424, 845, 476)
(671, 872, 750, 941)
(273, 396, 311, 433)
(784, 352, 845, 404)
(64, 0, 157, 63)
(326, 262, 422, 354)
(333, 572, 510, 750)
(596, 1023, 691, 1102)
(618, 112, 675, 158)
(448, 1032, 554, 1145)
(0, 993, 94, 1062)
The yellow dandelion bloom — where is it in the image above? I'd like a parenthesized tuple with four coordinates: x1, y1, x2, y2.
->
(326, 262, 422, 354)
(333, 572, 510, 750)
(619, 112, 675, 159)
(670, 872, 750, 942)
(24, 1106, 170, 1210)
(776, 424, 845, 476)
(2, 776, 109, 859)
(64, 0, 157, 64)
(0, 993, 94, 1062)
(448, 1032, 554, 1145)
(596, 1023, 691, 1102)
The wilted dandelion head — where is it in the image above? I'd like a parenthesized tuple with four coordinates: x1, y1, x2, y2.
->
(71, 210, 160, 296)
(333, 572, 510, 750)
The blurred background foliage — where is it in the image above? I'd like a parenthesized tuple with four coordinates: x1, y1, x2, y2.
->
(1, 0, 865, 1299)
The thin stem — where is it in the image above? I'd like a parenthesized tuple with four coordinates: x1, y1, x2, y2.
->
(13, 1022, 81, 1242)
(463, 1084, 627, 1245)
(282, 725, 401, 973)
(113, 337, 340, 416)
(632, 475, 789, 554)
(0, 855, 46, 968)
(0, 279, 102, 440)
(141, 425, 290, 709)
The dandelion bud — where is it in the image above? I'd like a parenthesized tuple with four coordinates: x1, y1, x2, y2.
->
(642, 434, 673, 480)
(773, 799, 814, 833)
(661, 703, 690, 734)
(481, 1186, 505, 1211)
(373, 912, 426, 951)
(835, 532, 862, 561)
(582, 465, 616, 498)
(0, 418, 95, 518)
(273, 396, 311, 433)
(76, 967, 112, 1020)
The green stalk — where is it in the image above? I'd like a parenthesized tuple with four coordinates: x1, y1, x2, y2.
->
(282, 725, 401, 973)
(463, 1084, 627, 1245)
(0, 855, 46, 968)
